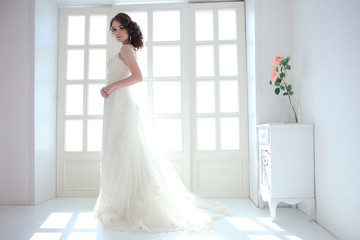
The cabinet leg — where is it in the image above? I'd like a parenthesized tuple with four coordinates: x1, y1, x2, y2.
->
(269, 200, 279, 221)
(306, 199, 315, 221)
(258, 189, 264, 208)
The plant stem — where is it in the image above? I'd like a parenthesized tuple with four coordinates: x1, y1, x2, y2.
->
(284, 82, 298, 123)
(287, 94, 298, 123)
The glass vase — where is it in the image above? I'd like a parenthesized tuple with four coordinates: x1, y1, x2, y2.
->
(284, 100, 300, 123)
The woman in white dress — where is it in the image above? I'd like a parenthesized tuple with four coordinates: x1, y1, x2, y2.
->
(94, 12, 225, 232)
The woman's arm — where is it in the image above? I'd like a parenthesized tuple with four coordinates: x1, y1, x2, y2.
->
(101, 45, 142, 98)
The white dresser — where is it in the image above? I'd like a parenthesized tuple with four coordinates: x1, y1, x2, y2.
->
(257, 123, 315, 221)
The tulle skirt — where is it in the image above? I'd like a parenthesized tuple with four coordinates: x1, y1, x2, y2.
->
(93, 87, 226, 232)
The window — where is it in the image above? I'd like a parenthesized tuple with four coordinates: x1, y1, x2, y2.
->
(57, 2, 248, 197)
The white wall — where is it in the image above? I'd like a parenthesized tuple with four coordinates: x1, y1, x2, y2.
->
(247, 0, 360, 239)
(34, 0, 58, 204)
(292, 0, 360, 239)
(0, 0, 36, 205)
(0, 0, 58, 205)
(258, 0, 294, 123)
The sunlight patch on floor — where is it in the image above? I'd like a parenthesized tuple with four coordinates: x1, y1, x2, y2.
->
(67, 232, 97, 240)
(33, 212, 98, 240)
(226, 217, 266, 231)
(40, 213, 73, 229)
(285, 236, 303, 240)
(247, 235, 282, 240)
(257, 217, 285, 231)
(73, 212, 98, 229)
(29, 232, 62, 240)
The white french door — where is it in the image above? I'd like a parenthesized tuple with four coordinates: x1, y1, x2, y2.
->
(190, 3, 248, 197)
(57, 2, 248, 197)
(57, 7, 110, 196)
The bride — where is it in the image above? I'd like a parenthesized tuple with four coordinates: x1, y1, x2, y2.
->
(93, 12, 225, 232)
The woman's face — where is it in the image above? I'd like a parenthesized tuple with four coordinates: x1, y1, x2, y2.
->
(111, 20, 129, 44)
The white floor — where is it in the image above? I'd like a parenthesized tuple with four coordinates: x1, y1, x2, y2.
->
(0, 198, 337, 240)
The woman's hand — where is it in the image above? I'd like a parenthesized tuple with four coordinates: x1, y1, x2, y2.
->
(100, 85, 112, 98)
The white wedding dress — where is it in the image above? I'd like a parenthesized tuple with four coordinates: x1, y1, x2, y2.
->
(94, 45, 225, 232)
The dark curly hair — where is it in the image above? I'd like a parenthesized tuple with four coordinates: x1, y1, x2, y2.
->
(110, 12, 144, 50)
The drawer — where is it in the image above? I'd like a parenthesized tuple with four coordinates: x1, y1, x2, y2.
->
(258, 127, 269, 144)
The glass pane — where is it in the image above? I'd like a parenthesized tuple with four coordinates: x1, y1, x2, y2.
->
(88, 84, 104, 115)
(219, 44, 238, 76)
(196, 45, 214, 77)
(131, 81, 148, 114)
(65, 85, 83, 115)
(218, 9, 237, 40)
(88, 49, 106, 80)
(65, 120, 83, 151)
(197, 118, 216, 150)
(153, 81, 181, 114)
(195, 10, 213, 41)
(87, 119, 103, 152)
(196, 81, 215, 113)
(153, 46, 181, 77)
(137, 46, 148, 78)
(67, 50, 84, 80)
(89, 15, 107, 45)
(153, 118, 182, 152)
(220, 80, 239, 112)
(126, 12, 148, 41)
(67, 16, 85, 45)
(153, 11, 180, 41)
(221, 117, 239, 150)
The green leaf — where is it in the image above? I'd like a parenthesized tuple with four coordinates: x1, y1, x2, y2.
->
(290, 92, 294, 96)
(275, 88, 280, 95)
(287, 65, 291, 70)
(280, 72, 285, 78)
(269, 80, 273, 85)
(283, 92, 288, 95)
(287, 84, 292, 92)
(280, 85, 285, 90)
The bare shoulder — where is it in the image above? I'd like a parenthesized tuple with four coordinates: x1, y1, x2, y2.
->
(119, 45, 136, 63)
(120, 45, 135, 56)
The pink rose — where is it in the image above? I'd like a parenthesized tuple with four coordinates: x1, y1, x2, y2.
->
(270, 72, 279, 83)
(273, 56, 283, 66)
